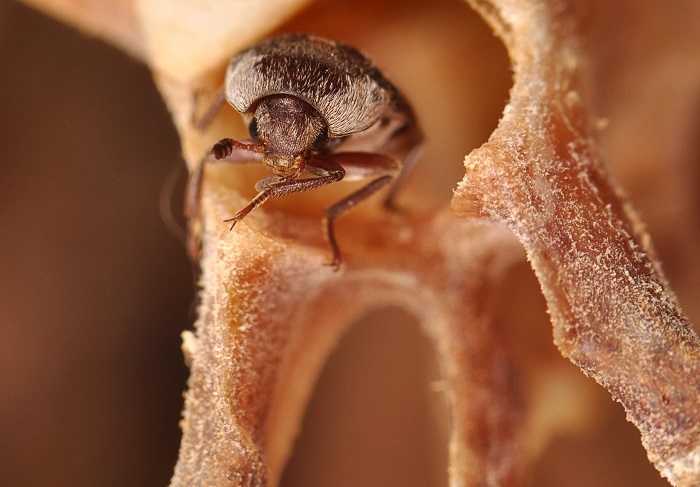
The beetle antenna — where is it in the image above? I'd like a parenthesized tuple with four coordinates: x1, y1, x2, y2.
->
(211, 138, 265, 160)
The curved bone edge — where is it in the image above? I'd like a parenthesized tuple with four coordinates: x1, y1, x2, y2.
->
(170, 171, 528, 486)
(19, 0, 146, 60)
(454, 0, 700, 484)
(135, 0, 311, 83)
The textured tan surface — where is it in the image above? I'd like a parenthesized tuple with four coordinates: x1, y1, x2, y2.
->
(453, 2, 700, 484)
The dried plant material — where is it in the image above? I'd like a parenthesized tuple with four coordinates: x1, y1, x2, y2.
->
(453, 1, 700, 485)
(172, 0, 700, 482)
(17, 0, 700, 485)
(174, 181, 527, 485)
(135, 0, 312, 82)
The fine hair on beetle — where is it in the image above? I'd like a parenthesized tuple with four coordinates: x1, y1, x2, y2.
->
(186, 33, 423, 270)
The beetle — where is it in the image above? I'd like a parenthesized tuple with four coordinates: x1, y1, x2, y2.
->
(186, 33, 422, 269)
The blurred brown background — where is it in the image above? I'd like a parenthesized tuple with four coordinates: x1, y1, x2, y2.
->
(0, 1, 191, 485)
(1, 0, 697, 486)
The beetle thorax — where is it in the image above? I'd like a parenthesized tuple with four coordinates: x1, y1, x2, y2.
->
(252, 95, 328, 177)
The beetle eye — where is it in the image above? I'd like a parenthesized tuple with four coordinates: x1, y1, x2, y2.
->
(311, 127, 328, 150)
(248, 118, 259, 140)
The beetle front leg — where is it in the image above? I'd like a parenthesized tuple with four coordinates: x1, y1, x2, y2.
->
(224, 164, 345, 230)
(185, 140, 265, 260)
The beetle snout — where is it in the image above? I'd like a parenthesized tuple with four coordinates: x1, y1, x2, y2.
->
(264, 152, 305, 177)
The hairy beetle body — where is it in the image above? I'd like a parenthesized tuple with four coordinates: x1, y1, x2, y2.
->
(187, 33, 422, 269)
(226, 34, 392, 137)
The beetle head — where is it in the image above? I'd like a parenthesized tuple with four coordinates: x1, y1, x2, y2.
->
(250, 95, 328, 176)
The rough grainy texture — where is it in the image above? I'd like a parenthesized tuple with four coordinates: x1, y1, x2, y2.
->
(453, 1, 700, 485)
(173, 182, 527, 485)
(15, 0, 699, 485)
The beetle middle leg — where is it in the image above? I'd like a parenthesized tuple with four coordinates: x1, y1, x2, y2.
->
(192, 85, 226, 131)
(311, 152, 401, 269)
(379, 123, 423, 210)
(324, 175, 394, 269)
(337, 108, 423, 211)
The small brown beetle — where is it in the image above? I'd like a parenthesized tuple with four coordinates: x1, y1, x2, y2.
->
(187, 33, 422, 269)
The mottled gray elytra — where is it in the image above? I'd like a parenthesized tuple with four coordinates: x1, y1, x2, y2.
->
(186, 33, 422, 269)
